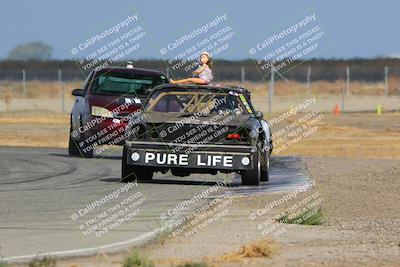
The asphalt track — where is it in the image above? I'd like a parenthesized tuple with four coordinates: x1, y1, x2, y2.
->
(0, 146, 311, 262)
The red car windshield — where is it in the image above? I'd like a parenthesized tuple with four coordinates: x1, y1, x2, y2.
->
(91, 72, 167, 96)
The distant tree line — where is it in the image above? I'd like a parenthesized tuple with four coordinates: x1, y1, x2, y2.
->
(1, 58, 400, 82)
(7, 41, 53, 61)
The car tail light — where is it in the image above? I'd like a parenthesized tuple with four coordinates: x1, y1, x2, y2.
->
(227, 133, 241, 139)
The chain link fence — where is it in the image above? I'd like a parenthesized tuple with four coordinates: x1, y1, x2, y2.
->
(1, 64, 399, 114)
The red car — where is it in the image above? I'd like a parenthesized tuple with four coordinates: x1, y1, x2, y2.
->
(69, 65, 169, 158)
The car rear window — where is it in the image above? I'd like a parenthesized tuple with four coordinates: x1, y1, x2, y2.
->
(145, 90, 252, 115)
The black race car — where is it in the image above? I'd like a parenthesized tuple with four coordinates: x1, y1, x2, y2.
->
(121, 84, 273, 185)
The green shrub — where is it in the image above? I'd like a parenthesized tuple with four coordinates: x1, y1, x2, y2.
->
(122, 251, 154, 267)
(28, 257, 56, 267)
(277, 208, 323, 225)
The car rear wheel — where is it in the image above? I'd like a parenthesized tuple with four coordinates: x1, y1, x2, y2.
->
(68, 115, 94, 159)
(241, 153, 260, 186)
(68, 127, 80, 156)
(68, 126, 94, 158)
(121, 147, 153, 182)
(260, 153, 270, 182)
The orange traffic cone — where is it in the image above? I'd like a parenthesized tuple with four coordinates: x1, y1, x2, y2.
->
(332, 104, 340, 116)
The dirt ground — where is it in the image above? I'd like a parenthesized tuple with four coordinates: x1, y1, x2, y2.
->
(3, 111, 400, 266)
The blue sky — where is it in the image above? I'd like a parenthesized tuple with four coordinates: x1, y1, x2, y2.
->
(0, 0, 398, 60)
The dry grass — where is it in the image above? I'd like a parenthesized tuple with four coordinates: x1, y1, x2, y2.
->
(222, 77, 400, 96)
(0, 114, 69, 148)
(0, 115, 68, 124)
(208, 239, 275, 263)
(0, 79, 399, 101)
(0, 80, 81, 99)
(155, 239, 274, 266)
(274, 113, 400, 159)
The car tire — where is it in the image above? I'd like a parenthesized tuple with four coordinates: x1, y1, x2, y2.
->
(68, 127, 81, 156)
(121, 147, 153, 182)
(241, 153, 260, 186)
(68, 126, 94, 158)
(260, 152, 270, 182)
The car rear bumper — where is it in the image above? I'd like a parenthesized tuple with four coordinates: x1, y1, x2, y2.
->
(125, 141, 257, 170)
(125, 140, 256, 153)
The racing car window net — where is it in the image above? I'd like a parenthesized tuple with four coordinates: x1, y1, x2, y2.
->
(92, 73, 166, 95)
(147, 91, 248, 115)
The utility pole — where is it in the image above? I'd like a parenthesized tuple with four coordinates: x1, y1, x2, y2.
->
(307, 66, 311, 94)
(384, 66, 389, 96)
(22, 70, 26, 98)
(346, 66, 350, 95)
(241, 66, 245, 85)
(62, 82, 66, 113)
(58, 69, 62, 87)
(342, 82, 345, 112)
(58, 69, 62, 112)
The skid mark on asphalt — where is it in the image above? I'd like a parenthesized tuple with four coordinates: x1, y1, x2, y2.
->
(0, 150, 113, 190)
(0, 157, 77, 185)
(218, 156, 311, 196)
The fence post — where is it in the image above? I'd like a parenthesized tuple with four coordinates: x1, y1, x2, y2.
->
(268, 66, 274, 113)
(384, 66, 389, 96)
(341, 82, 345, 112)
(240, 66, 245, 85)
(307, 66, 311, 94)
(22, 69, 26, 98)
(62, 82, 66, 113)
(346, 66, 350, 95)
(58, 69, 62, 112)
